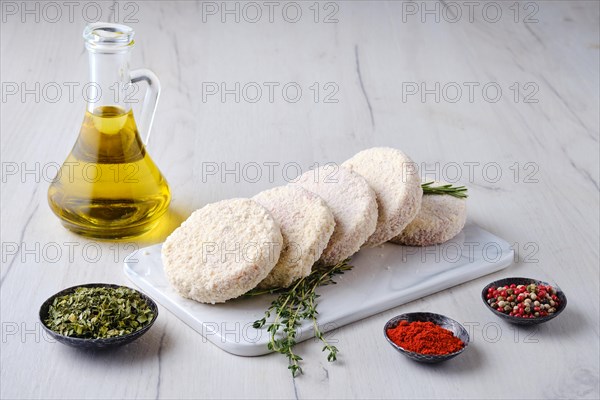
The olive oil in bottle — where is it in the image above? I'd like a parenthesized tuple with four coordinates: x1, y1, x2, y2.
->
(48, 23, 170, 239)
(48, 106, 171, 239)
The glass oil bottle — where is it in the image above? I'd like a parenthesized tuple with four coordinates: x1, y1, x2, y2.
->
(48, 23, 171, 239)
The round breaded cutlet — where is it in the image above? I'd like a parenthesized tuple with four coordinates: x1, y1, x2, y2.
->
(342, 147, 422, 247)
(161, 198, 283, 304)
(391, 189, 467, 246)
(253, 186, 335, 289)
(293, 165, 378, 266)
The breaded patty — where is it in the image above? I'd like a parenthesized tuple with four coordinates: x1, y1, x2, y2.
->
(342, 147, 422, 247)
(391, 187, 467, 246)
(161, 198, 283, 304)
(253, 186, 335, 289)
(293, 164, 378, 266)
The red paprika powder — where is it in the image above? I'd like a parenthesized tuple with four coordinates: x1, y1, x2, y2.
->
(386, 320, 464, 355)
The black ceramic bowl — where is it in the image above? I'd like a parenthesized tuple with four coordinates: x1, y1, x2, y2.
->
(481, 277, 567, 326)
(39, 283, 158, 349)
(383, 312, 469, 363)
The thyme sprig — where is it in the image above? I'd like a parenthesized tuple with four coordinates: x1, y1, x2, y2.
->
(421, 181, 468, 199)
(248, 259, 353, 376)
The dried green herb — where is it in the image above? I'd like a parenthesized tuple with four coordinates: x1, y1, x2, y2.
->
(44, 286, 154, 339)
(421, 181, 468, 199)
(248, 259, 353, 376)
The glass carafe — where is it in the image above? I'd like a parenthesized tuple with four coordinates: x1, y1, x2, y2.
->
(48, 23, 171, 239)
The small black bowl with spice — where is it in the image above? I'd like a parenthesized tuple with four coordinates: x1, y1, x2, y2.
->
(39, 283, 158, 349)
(384, 312, 469, 363)
(481, 277, 567, 326)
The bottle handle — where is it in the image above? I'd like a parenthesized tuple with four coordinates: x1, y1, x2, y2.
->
(130, 68, 161, 146)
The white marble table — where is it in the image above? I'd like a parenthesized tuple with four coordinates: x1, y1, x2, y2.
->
(1, 1, 599, 399)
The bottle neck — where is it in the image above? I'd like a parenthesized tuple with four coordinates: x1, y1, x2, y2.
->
(87, 50, 132, 115)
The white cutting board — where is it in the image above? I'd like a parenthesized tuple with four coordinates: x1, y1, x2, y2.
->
(124, 223, 513, 356)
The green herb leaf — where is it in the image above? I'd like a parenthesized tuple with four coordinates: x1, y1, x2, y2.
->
(249, 259, 353, 377)
(421, 181, 468, 199)
(44, 286, 154, 339)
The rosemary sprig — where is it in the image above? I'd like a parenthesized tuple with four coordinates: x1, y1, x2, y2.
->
(249, 259, 353, 376)
(421, 181, 468, 199)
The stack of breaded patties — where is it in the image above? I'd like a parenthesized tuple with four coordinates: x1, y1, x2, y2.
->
(162, 147, 467, 304)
